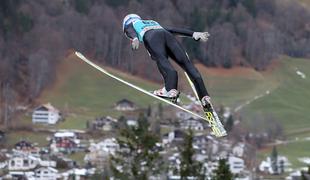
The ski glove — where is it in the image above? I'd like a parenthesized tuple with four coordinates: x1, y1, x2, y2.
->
(193, 32, 210, 42)
(131, 37, 139, 50)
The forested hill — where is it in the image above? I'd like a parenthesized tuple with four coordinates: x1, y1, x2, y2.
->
(0, 0, 309, 122)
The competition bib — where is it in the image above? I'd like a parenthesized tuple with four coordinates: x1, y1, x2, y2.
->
(133, 20, 163, 42)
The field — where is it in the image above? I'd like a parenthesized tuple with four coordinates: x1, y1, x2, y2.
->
(242, 57, 310, 133)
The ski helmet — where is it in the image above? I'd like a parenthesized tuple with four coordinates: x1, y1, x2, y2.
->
(122, 14, 141, 32)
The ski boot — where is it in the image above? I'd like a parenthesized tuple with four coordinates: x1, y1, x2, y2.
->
(201, 96, 214, 112)
(201, 96, 227, 137)
(153, 87, 180, 104)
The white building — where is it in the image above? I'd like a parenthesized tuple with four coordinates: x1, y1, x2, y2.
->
(232, 143, 245, 157)
(126, 119, 138, 127)
(203, 160, 219, 176)
(162, 130, 185, 145)
(32, 103, 60, 124)
(8, 155, 38, 171)
(62, 168, 96, 180)
(7, 153, 56, 171)
(115, 99, 136, 111)
(228, 156, 245, 174)
(180, 117, 204, 131)
(87, 138, 119, 157)
(34, 167, 60, 180)
(50, 131, 80, 153)
(97, 138, 119, 155)
(259, 156, 291, 174)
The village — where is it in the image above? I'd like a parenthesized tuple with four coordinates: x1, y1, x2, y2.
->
(0, 98, 307, 180)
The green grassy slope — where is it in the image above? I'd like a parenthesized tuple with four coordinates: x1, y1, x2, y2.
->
(38, 54, 310, 133)
(194, 64, 278, 107)
(242, 57, 310, 133)
(39, 54, 159, 129)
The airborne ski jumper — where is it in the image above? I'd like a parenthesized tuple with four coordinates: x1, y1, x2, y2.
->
(123, 14, 215, 113)
(75, 14, 226, 137)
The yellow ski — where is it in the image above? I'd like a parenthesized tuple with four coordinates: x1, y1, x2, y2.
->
(184, 72, 227, 137)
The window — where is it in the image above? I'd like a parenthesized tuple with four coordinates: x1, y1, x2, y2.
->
(10, 160, 15, 166)
(24, 159, 29, 166)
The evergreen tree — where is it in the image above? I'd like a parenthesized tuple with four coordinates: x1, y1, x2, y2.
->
(147, 105, 152, 117)
(271, 146, 278, 174)
(180, 130, 206, 180)
(110, 113, 164, 179)
(218, 106, 225, 123)
(225, 115, 234, 132)
(213, 158, 233, 180)
(158, 103, 163, 119)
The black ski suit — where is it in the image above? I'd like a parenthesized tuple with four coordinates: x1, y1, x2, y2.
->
(125, 23, 209, 100)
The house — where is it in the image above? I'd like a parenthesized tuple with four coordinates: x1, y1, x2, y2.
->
(5, 171, 35, 179)
(50, 131, 80, 153)
(32, 103, 61, 124)
(14, 140, 41, 157)
(126, 119, 138, 127)
(90, 116, 117, 131)
(8, 154, 39, 171)
(62, 168, 96, 180)
(7, 151, 56, 171)
(228, 156, 245, 174)
(259, 156, 291, 174)
(115, 99, 137, 111)
(179, 117, 204, 131)
(193, 135, 210, 150)
(92, 138, 119, 155)
(34, 167, 60, 180)
(15, 140, 33, 150)
(85, 138, 119, 167)
(203, 160, 219, 176)
(232, 143, 245, 157)
(162, 130, 186, 144)
(286, 171, 302, 180)
(167, 153, 181, 176)
(0, 162, 6, 169)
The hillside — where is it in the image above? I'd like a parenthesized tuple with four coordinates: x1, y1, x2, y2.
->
(38, 53, 160, 129)
(37, 53, 310, 133)
(241, 57, 310, 133)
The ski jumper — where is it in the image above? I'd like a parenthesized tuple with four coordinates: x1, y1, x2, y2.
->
(124, 19, 209, 100)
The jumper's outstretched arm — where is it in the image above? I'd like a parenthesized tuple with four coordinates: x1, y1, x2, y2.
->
(164, 26, 210, 42)
(164, 27, 194, 37)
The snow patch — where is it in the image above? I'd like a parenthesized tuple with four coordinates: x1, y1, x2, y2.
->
(298, 157, 310, 164)
(304, 137, 310, 141)
(296, 68, 306, 79)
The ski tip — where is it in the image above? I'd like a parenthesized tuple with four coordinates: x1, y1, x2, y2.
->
(75, 51, 89, 62)
(75, 51, 83, 58)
